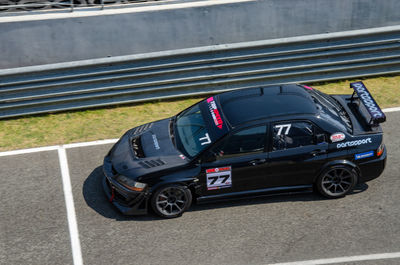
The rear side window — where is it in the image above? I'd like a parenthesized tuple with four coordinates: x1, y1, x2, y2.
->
(272, 121, 319, 151)
(307, 89, 352, 134)
(213, 125, 267, 159)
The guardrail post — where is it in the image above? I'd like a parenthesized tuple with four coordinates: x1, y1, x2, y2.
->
(101, 0, 104, 10)
(70, 0, 74, 12)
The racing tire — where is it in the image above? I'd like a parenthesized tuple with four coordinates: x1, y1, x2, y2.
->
(151, 184, 192, 218)
(316, 165, 358, 199)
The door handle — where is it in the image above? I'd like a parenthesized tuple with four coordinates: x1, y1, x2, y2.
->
(310, 149, 327, 156)
(249, 158, 267, 166)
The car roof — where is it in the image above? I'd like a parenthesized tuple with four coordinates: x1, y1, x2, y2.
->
(217, 84, 318, 127)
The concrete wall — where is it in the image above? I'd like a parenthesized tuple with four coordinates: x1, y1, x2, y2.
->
(1, 0, 400, 69)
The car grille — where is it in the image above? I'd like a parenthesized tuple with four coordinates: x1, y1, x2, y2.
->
(139, 159, 166, 168)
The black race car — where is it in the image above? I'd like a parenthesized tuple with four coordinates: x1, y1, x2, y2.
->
(102, 81, 386, 218)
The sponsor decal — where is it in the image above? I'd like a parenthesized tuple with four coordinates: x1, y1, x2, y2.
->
(337, 138, 372, 148)
(355, 151, 374, 160)
(179, 154, 186, 160)
(330, 132, 345, 143)
(206, 97, 224, 129)
(152, 134, 160, 150)
(206, 166, 232, 190)
(350, 82, 385, 121)
(199, 133, 211, 146)
(303, 85, 313, 90)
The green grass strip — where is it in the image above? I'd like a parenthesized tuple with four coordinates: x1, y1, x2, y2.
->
(1, 75, 399, 151)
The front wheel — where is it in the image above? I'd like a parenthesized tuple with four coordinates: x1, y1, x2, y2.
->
(151, 184, 192, 218)
(316, 165, 357, 198)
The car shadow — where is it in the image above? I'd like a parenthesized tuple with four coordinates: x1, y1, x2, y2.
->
(82, 166, 160, 222)
(190, 182, 369, 213)
(83, 166, 369, 221)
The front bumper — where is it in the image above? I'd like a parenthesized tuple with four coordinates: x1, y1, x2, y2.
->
(102, 157, 149, 215)
(357, 148, 387, 183)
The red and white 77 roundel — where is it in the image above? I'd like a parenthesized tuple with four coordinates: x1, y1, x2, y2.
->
(206, 166, 232, 190)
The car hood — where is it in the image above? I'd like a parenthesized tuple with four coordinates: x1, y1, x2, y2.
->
(109, 118, 188, 179)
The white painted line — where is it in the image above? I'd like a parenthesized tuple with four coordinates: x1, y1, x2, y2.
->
(0, 145, 59, 157)
(63, 138, 118, 149)
(58, 147, 84, 265)
(0, 139, 118, 157)
(383, 107, 400, 113)
(268, 252, 400, 265)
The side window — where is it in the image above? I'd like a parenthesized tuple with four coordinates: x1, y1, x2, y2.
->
(213, 125, 267, 159)
(272, 121, 317, 151)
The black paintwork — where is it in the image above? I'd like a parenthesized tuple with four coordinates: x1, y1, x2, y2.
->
(102, 84, 387, 215)
(218, 85, 317, 127)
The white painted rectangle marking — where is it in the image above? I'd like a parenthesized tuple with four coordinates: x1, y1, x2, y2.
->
(0, 138, 118, 157)
(58, 147, 84, 265)
(268, 252, 400, 265)
(63, 138, 118, 149)
(383, 106, 400, 113)
(0, 145, 59, 157)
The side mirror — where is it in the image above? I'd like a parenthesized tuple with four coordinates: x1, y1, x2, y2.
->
(315, 133, 326, 144)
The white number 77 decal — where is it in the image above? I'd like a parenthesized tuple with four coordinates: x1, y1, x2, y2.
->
(206, 167, 232, 190)
(199, 133, 211, 145)
(275, 124, 291, 135)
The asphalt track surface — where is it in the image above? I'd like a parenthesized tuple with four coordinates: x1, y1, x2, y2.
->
(1, 111, 400, 265)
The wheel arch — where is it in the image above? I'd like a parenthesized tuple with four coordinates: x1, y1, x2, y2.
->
(146, 166, 200, 194)
(149, 177, 197, 194)
(313, 159, 361, 182)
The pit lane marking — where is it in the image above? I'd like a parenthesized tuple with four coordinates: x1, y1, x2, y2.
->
(0, 145, 59, 157)
(383, 106, 400, 113)
(0, 139, 118, 157)
(268, 251, 400, 265)
(58, 147, 84, 265)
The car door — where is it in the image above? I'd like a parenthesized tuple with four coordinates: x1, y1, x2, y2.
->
(266, 120, 328, 187)
(198, 124, 269, 195)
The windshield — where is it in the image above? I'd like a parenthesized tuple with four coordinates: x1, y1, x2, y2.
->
(174, 104, 212, 158)
(308, 89, 353, 133)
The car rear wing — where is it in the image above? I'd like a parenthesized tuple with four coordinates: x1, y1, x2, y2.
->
(350, 81, 386, 125)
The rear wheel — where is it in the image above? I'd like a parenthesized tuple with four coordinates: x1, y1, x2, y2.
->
(151, 184, 192, 218)
(317, 165, 357, 198)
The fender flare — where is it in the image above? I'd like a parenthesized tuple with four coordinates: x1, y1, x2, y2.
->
(149, 177, 198, 194)
(313, 159, 361, 182)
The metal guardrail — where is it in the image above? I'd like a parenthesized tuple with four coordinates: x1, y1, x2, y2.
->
(0, 0, 149, 12)
(1, 25, 400, 119)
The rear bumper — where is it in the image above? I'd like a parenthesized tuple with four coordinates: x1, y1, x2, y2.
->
(357, 148, 387, 183)
(102, 156, 149, 215)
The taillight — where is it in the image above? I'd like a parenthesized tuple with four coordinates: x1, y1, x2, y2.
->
(377, 143, 385, 157)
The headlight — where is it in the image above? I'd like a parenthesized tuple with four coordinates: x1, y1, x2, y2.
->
(115, 175, 147, 192)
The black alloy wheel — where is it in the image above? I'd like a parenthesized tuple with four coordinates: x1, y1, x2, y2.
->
(151, 184, 192, 218)
(317, 165, 357, 198)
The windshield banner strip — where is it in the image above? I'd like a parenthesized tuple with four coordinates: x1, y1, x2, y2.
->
(350, 81, 386, 124)
(199, 97, 229, 141)
(206, 97, 225, 129)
